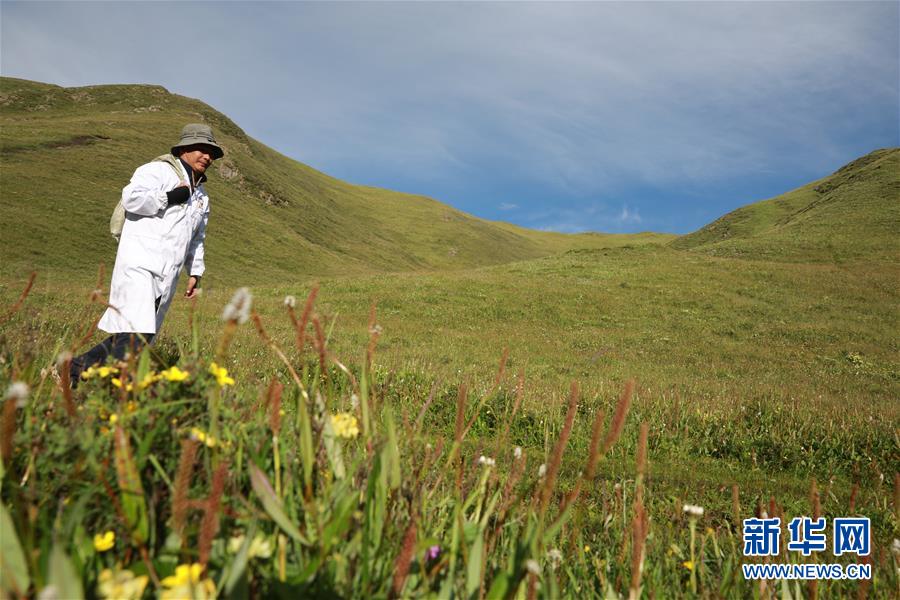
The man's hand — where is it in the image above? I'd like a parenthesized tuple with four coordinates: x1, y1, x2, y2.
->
(167, 183, 191, 206)
(185, 276, 201, 299)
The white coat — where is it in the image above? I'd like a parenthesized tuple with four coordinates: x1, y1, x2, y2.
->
(98, 158, 209, 334)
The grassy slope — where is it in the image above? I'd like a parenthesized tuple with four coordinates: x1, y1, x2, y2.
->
(671, 147, 900, 262)
(2, 79, 897, 580)
(0, 77, 672, 285)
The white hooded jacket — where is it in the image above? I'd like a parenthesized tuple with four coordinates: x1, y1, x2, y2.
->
(98, 157, 209, 334)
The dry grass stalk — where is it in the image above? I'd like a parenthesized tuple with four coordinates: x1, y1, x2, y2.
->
(602, 379, 634, 454)
(0, 271, 36, 326)
(198, 462, 229, 565)
(267, 378, 284, 436)
(855, 555, 871, 600)
(454, 383, 468, 444)
(454, 383, 469, 491)
(526, 572, 538, 600)
(498, 454, 528, 524)
(810, 479, 821, 520)
(366, 302, 380, 371)
(493, 347, 510, 389)
(848, 482, 859, 514)
(732, 484, 741, 531)
(172, 438, 199, 537)
(312, 315, 328, 379)
(59, 356, 76, 419)
(495, 367, 525, 459)
(628, 499, 649, 600)
(1, 398, 16, 464)
(414, 380, 440, 433)
(538, 382, 578, 519)
(295, 284, 319, 356)
(389, 513, 418, 599)
(634, 421, 649, 506)
(583, 404, 607, 482)
(894, 473, 899, 521)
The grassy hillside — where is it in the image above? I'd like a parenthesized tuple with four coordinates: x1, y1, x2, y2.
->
(671, 148, 900, 262)
(0, 77, 672, 285)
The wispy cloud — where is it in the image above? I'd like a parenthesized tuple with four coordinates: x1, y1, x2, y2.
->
(499, 203, 518, 211)
(617, 206, 642, 225)
(2, 1, 896, 233)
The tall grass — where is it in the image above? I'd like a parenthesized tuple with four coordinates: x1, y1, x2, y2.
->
(1, 279, 898, 598)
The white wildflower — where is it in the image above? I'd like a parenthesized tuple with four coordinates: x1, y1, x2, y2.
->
(283, 295, 296, 308)
(350, 393, 360, 410)
(891, 539, 900, 555)
(228, 534, 272, 559)
(514, 446, 522, 460)
(478, 455, 496, 467)
(546, 548, 563, 570)
(525, 559, 541, 575)
(55, 350, 73, 368)
(537, 464, 547, 478)
(37, 585, 59, 600)
(5, 381, 30, 408)
(683, 504, 705, 518)
(222, 287, 252, 324)
(369, 324, 383, 335)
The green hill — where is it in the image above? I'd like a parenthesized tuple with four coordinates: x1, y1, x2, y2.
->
(0, 77, 672, 284)
(670, 148, 900, 262)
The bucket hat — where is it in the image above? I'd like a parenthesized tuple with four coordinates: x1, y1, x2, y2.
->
(171, 123, 224, 159)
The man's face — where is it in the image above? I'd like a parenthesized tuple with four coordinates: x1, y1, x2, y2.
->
(179, 145, 216, 173)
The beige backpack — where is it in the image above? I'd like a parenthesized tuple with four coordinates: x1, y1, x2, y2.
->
(110, 154, 183, 241)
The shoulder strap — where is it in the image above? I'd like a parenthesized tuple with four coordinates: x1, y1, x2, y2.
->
(153, 153, 184, 178)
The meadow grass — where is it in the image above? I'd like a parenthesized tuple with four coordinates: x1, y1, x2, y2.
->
(1, 243, 897, 598)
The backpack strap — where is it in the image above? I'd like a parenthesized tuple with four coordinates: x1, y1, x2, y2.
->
(110, 155, 187, 241)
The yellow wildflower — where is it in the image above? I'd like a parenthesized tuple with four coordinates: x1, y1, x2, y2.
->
(208, 362, 235, 387)
(160, 563, 216, 600)
(331, 413, 359, 439)
(160, 366, 190, 382)
(108, 414, 118, 425)
(110, 378, 133, 392)
(138, 372, 159, 389)
(98, 567, 148, 600)
(683, 560, 694, 571)
(98, 366, 118, 378)
(82, 365, 120, 380)
(584, 545, 591, 553)
(126, 401, 138, 413)
(190, 427, 217, 448)
(93, 530, 115, 552)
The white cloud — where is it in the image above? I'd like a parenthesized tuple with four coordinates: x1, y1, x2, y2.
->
(499, 203, 518, 211)
(617, 206, 642, 225)
(1, 1, 895, 233)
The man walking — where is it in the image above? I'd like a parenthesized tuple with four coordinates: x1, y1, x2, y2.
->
(69, 124, 224, 382)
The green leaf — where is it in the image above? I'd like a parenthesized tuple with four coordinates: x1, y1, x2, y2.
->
(114, 425, 149, 545)
(465, 528, 484, 599)
(383, 406, 401, 490)
(321, 491, 355, 552)
(484, 572, 511, 600)
(321, 415, 346, 480)
(136, 347, 151, 387)
(0, 502, 30, 596)
(223, 521, 255, 597)
(47, 543, 83, 600)
(249, 463, 308, 545)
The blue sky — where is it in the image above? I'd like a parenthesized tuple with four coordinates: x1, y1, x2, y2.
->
(2, 1, 898, 234)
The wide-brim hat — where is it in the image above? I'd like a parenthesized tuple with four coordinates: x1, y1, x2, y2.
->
(171, 123, 224, 159)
